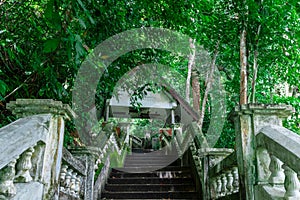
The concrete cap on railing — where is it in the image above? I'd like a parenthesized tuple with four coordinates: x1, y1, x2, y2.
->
(6, 99, 76, 120)
(69, 146, 102, 159)
(234, 103, 295, 118)
(198, 148, 234, 157)
(233, 103, 295, 135)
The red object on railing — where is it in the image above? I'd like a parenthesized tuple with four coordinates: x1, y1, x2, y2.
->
(159, 128, 172, 136)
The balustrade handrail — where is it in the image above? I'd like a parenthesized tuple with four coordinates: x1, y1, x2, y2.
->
(256, 125, 300, 174)
(209, 151, 237, 177)
(62, 148, 86, 176)
(0, 114, 52, 169)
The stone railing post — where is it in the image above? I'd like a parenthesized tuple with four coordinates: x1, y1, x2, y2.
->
(283, 165, 300, 199)
(70, 146, 102, 200)
(6, 99, 75, 199)
(233, 104, 294, 200)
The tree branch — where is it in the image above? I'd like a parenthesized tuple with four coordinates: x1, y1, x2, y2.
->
(3, 75, 33, 101)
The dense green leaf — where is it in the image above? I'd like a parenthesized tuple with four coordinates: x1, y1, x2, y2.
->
(0, 0, 299, 147)
(43, 39, 60, 53)
(0, 80, 8, 96)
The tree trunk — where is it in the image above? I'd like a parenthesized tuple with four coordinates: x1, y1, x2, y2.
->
(240, 28, 248, 105)
(185, 38, 196, 102)
(251, 48, 258, 103)
(251, 8, 261, 103)
(198, 43, 219, 128)
(192, 69, 200, 113)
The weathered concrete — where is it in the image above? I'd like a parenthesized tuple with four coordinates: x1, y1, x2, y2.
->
(69, 147, 102, 200)
(62, 148, 86, 176)
(0, 99, 74, 200)
(254, 184, 285, 200)
(200, 149, 235, 200)
(233, 104, 294, 200)
(7, 99, 76, 119)
(0, 114, 51, 170)
(257, 125, 300, 174)
(208, 151, 237, 177)
(12, 182, 44, 200)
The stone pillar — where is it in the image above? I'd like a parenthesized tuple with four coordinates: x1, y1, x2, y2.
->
(171, 102, 177, 125)
(233, 104, 294, 200)
(105, 100, 110, 122)
(6, 99, 75, 199)
(171, 109, 175, 124)
(70, 147, 101, 200)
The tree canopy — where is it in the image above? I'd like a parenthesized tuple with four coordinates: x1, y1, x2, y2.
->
(1, 0, 299, 147)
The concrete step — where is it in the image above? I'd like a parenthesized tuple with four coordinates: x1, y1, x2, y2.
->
(102, 199, 195, 200)
(107, 177, 194, 185)
(125, 155, 178, 159)
(102, 199, 194, 200)
(110, 171, 191, 178)
(101, 150, 200, 200)
(124, 157, 177, 162)
(104, 183, 195, 192)
(123, 164, 175, 168)
(112, 166, 191, 173)
(101, 191, 199, 199)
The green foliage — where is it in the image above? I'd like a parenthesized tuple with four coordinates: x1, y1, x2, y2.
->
(0, 0, 299, 148)
(215, 120, 235, 148)
(130, 119, 165, 138)
(94, 162, 104, 181)
(63, 121, 76, 148)
(258, 95, 300, 134)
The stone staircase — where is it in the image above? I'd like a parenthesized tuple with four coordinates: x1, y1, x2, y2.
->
(2, 100, 299, 200)
(100, 148, 200, 199)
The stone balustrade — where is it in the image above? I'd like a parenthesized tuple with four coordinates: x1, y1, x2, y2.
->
(174, 122, 208, 158)
(0, 125, 50, 200)
(233, 104, 296, 200)
(0, 99, 74, 199)
(190, 142, 201, 171)
(198, 149, 236, 200)
(255, 125, 300, 200)
(179, 121, 235, 200)
(59, 148, 87, 199)
(130, 134, 143, 149)
(93, 126, 130, 199)
(94, 157, 111, 199)
(59, 165, 83, 199)
(2, 99, 300, 200)
(210, 166, 239, 199)
(0, 145, 38, 199)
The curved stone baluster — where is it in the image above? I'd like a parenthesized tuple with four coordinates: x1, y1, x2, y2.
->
(283, 165, 300, 200)
(269, 155, 284, 185)
(193, 155, 201, 170)
(0, 160, 17, 198)
(197, 156, 202, 169)
(226, 170, 234, 195)
(95, 158, 101, 170)
(256, 147, 271, 183)
(221, 173, 227, 196)
(210, 178, 217, 199)
(70, 172, 77, 196)
(74, 176, 81, 198)
(59, 165, 68, 192)
(14, 147, 34, 182)
(232, 167, 239, 193)
(216, 176, 222, 198)
(64, 168, 73, 194)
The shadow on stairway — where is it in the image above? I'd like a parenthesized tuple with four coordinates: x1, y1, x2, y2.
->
(100, 148, 201, 200)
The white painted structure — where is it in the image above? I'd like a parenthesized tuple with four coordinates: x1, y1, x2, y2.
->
(107, 87, 199, 126)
